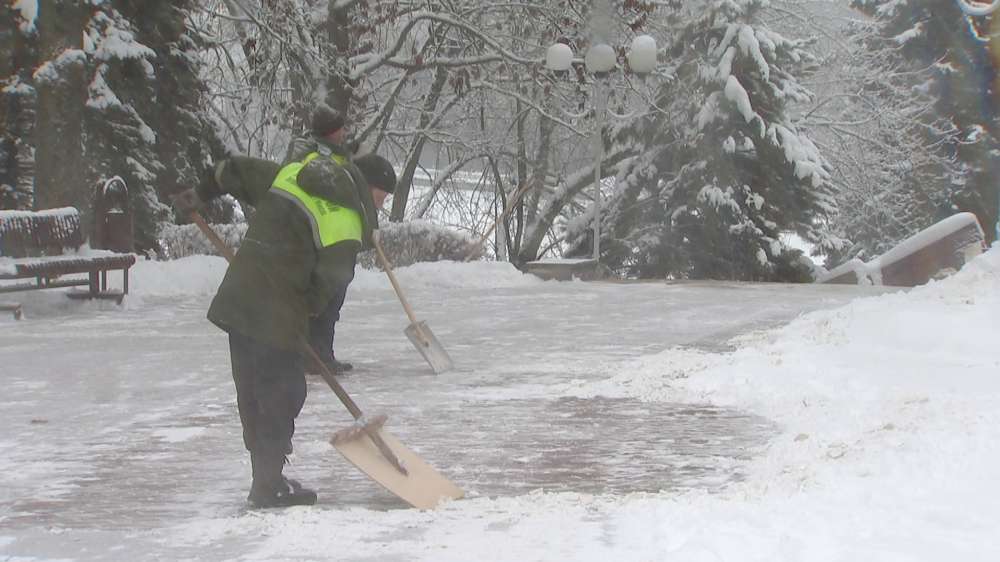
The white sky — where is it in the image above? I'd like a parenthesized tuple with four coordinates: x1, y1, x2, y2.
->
(1, 247, 998, 561)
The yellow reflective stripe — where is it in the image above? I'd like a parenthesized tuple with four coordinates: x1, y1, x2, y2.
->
(301, 151, 347, 165)
(271, 157, 362, 248)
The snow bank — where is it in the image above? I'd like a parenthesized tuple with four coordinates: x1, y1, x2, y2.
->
(121, 256, 544, 299)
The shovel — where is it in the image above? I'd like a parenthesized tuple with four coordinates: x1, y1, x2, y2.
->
(463, 171, 536, 262)
(188, 210, 463, 509)
(371, 231, 455, 373)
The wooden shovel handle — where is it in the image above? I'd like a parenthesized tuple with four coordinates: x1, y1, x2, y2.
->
(463, 171, 536, 262)
(371, 232, 429, 346)
(188, 210, 408, 475)
(188, 210, 235, 261)
(303, 347, 409, 476)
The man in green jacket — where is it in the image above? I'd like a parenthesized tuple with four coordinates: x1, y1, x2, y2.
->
(173, 150, 397, 508)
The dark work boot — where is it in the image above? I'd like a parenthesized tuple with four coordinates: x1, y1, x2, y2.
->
(248, 477, 318, 508)
(248, 452, 317, 508)
(305, 357, 353, 375)
(331, 357, 354, 372)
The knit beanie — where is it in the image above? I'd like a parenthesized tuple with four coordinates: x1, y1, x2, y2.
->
(353, 154, 397, 194)
(311, 103, 345, 136)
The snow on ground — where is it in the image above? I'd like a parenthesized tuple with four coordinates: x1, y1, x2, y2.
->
(1, 248, 998, 561)
(114, 254, 542, 297)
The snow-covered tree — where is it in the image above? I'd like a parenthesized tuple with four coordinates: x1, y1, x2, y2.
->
(0, 0, 37, 210)
(189, 0, 837, 279)
(7, 1, 226, 253)
(82, 0, 227, 254)
(194, 0, 630, 261)
(803, 8, 956, 265)
(849, 0, 1000, 247)
(194, 0, 551, 215)
(596, 0, 834, 280)
(753, 1, 952, 267)
(32, 0, 93, 218)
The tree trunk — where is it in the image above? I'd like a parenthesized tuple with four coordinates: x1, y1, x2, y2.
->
(516, 146, 632, 265)
(390, 65, 449, 222)
(33, 0, 89, 221)
(324, 2, 355, 118)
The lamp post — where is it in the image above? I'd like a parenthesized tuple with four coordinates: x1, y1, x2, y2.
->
(545, 36, 657, 262)
(956, 0, 1000, 242)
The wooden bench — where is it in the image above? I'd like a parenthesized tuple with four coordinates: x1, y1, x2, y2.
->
(0, 207, 136, 314)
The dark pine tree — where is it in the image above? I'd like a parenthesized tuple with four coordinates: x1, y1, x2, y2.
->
(83, 1, 228, 255)
(0, 2, 38, 210)
(852, 0, 1000, 243)
(601, 0, 833, 281)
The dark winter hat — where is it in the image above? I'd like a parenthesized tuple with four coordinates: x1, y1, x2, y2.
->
(311, 103, 346, 136)
(353, 154, 397, 194)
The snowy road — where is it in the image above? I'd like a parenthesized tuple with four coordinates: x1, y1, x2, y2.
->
(0, 272, 894, 560)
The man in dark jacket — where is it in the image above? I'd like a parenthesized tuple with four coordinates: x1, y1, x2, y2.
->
(285, 102, 354, 166)
(286, 103, 382, 375)
(173, 149, 397, 508)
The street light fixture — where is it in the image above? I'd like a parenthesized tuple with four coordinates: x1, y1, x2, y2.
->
(545, 36, 657, 262)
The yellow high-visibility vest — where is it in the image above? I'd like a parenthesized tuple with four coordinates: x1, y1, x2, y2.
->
(270, 152, 362, 248)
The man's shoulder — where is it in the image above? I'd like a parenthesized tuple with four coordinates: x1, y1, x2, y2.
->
(285, 135, 320, 164)
(341, 162, 365, 186)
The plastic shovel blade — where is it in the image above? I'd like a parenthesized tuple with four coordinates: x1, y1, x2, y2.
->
(331, 427, 464, 509)
(404, 320, 455, 373)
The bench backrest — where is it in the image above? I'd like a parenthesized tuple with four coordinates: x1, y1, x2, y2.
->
(0, 207, 86, 258)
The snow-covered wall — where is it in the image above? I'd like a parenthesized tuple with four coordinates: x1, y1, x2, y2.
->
(818, 213, 985, 286)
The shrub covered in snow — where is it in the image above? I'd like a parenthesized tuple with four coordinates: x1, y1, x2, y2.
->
(358, 219, 482, 269)
(159, 222, 246, 259)
(158, 219, 481, 268)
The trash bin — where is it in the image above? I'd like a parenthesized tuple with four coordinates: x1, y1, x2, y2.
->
(95, 176, 134, 254)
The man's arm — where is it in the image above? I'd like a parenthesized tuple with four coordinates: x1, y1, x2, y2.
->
(194, 156, 282, 207)
(307, 247, 358, 316)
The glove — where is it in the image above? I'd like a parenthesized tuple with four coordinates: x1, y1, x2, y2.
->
(171, 188, 202, 215)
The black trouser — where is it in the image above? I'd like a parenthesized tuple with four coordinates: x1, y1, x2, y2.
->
(229, 331, 306, 486)
(308, 282, 349, 365)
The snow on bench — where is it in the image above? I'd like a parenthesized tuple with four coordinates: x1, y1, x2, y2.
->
(0, 207, 136, 308)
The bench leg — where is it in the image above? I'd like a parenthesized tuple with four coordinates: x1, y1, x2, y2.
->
(0, 303, 22, 320)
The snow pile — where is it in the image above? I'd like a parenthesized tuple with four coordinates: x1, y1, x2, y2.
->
(126, 255, 231, 297)
(123, 255, 544, 299)
(537, 246, 1000, 559)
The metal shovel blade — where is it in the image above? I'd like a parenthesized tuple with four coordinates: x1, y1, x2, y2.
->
(404, 320, 454, 373)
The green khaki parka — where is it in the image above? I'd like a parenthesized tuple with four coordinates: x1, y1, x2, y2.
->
(194, 154, 378, 351)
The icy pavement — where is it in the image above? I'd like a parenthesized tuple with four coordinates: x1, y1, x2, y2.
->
(0, 276, 895, 560)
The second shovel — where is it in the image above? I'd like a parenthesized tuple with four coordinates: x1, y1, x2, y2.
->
(371, 232, 454, 373)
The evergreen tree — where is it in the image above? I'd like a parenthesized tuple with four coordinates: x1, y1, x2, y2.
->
(600, 0, 833, 280)
(0, 0, 37, 210)
(851, 0, 1000, 244)
(82, 0, 227, 255)
(3, 1, 224, 253)
(33, 0, 94, 218)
